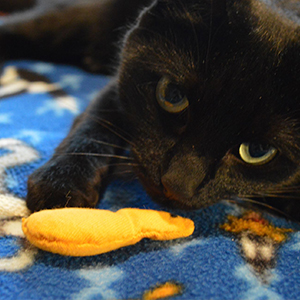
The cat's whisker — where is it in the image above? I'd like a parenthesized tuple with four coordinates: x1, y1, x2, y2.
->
(43, 95, 135, 147)
(228, 196, 297, 221)
(264, 186, 300, 192)
(96, 120, 134, 146)
(264, 190, 300, 195)
(90, 114, 134, 139)
(97, 122, 134, 147)
(78, 112, 135, 146)
(101, 162, 140, 169)
(268, 194, 300, 199)
(246, 192, 300, 199)
(227, 197, 280, 211)
(36, 93, 136, 147)
(54, 152, 135, 161)
(87, 138, 130, 151)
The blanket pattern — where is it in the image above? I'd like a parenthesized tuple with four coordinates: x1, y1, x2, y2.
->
(0, 60, 300, 300)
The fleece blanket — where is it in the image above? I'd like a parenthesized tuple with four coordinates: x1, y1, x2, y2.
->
(1, 3, 300, 299)
(0, 59, 300, 300)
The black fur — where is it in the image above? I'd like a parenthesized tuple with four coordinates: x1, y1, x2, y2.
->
(1, 0, 300, 220)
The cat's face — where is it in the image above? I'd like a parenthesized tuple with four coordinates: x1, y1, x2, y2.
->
(118, 0, 300, 216)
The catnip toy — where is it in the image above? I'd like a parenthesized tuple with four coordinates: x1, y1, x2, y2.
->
(22, 208, 194, 256)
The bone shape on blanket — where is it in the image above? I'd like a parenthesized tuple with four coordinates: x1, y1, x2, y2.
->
(0, 138, 39, 271)
(0, 138, 39, 192)
(0, 138, 38, 217)
(0, 66, 79, 114)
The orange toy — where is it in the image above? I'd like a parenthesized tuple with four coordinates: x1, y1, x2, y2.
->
(22, 208, 194, 256)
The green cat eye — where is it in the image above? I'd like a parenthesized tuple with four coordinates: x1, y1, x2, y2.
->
(156, 76, 189, 113)
(239, 143, 278, 165)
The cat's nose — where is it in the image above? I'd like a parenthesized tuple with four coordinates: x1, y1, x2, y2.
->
(161, 155, 208, 201)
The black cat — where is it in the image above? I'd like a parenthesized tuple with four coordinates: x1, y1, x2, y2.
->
(1, 0, 300, 220)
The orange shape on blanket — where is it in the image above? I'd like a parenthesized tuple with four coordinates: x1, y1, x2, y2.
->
(221, 211, 293, 243)
(22, 208, 194, 256)
(143, 282, 183, 300)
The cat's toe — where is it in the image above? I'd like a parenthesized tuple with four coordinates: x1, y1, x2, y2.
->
(26, 160, 100, 212)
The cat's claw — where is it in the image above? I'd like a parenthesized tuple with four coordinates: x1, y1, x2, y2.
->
(26, 159, 100, 212)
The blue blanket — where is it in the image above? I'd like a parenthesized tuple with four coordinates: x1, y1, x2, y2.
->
(0, 60, 300, 300)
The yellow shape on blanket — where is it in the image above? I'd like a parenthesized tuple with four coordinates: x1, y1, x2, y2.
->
(22, 208, 194, 256)
(143, 282, 183, 300)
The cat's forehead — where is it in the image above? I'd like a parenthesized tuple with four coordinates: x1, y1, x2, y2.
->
(126, 0, 300, 74)
(121, 0, 300, 124)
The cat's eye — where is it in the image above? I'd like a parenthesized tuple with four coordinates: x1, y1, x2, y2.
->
(156, 76, 189, 113)
(239, 143, 278, 165)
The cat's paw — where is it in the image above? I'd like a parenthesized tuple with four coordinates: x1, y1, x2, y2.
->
(26, 158, 101, 212)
